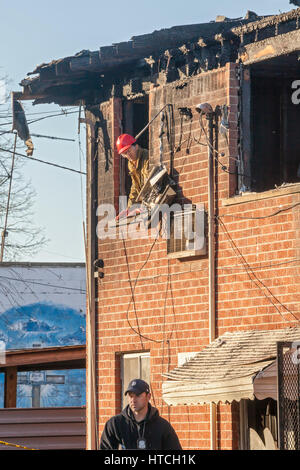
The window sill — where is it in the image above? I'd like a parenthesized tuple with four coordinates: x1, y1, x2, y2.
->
(222, 182, 300, 207)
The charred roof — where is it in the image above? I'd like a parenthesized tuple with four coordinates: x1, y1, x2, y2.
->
(17, 7, 300, 106)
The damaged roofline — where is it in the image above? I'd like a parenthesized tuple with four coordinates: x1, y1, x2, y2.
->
(239, 27, 300, 65)
(15, 7, 300, 106)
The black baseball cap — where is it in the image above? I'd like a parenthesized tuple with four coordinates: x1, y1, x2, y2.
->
(125, 379, 150, 396)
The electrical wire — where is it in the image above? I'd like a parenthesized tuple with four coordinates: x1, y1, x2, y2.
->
(217, 216, 300, 325)
(160, 256, 178, 403)
(198, 114, 247, 177)
(0, 106, 78, 119)
(0, 109, 79, 127)
(0, 129, 75, 142)
(220, 201, 300, 220)
(0, 146, 86, 175)
(0, 274, 86, 292)
(122, 236, 145, 349)
(98, 257, 300, 287)
(121, 226, 164, 345)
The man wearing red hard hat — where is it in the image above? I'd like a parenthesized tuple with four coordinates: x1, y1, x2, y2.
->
(116, 134, 149, 219)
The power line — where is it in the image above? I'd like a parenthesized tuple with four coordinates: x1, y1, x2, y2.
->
(220, 201, 300, 220)
(0, 110, 79, 127)
(0, 273, 86, 292)
(0, 129, 75, 142)
(217, 216, 300, 325)
(100, 257, 300, 286)
(121, 226, 163, 346)
(0, 107, 78, 119)
(0, 146, 86, 175)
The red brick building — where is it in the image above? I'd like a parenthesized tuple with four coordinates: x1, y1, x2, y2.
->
(18, 7, 300, 450)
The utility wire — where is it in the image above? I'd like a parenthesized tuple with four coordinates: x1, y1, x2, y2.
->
(217, 216, 300, 324)
(0, 110, 79, 127)
(0, 106, 78, 119)
(121, 227, 163, 345)
(0, 146, 86, 175)
(0, 274, 86, 292)
(198, 115, 246, 177)
(0, 129, 75, 142)
(99, 257, 300, 286)
(220, 201, 300, 220)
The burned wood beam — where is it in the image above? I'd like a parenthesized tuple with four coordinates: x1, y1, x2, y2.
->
(239, 28, 300, 64)
(215, 34, 233, 66)
(122, 78, 143, 97)
(232, 8, 300, 39)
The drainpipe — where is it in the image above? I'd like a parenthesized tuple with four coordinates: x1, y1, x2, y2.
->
(85, 112, 98, 450)
(195, 103, 217, 450)
(207, 110, 217, 451)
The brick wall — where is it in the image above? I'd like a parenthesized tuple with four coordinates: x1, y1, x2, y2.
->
(93, 62, 300, 449)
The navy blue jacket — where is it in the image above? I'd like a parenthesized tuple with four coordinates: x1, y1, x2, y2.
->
(100, 404, 182, 450)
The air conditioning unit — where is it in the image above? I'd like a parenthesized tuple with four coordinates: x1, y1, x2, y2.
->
(167, 204, 206, 259)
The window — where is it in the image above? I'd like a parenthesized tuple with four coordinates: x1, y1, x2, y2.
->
(120, 96, 149, 199)
(121, 352, 150, 409)
(16, 369, 86, 408)
(240, 398, 278, 450)
(240, 54, 300, 193)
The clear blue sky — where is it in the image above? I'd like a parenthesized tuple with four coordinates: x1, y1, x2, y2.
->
(0, 0, 295, 262)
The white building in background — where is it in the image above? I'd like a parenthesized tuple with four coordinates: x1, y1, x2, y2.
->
(0, 262, 86, 407)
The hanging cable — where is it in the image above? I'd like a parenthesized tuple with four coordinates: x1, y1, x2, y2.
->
(220, 202, 300, 220)
(165, 104, 175, 175)
(0, 106, 78, 119)
(217, 216, 300, 324)
(121, 226, 164, 345)
(0, 109, 79, 127)
(0, 129, 75, 142)
(198, 114, 245, 176)
(0, 273, 86, 292)
(0, 146, 86, 175)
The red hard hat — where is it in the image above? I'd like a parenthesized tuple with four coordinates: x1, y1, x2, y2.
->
(116, 134, 136, 154)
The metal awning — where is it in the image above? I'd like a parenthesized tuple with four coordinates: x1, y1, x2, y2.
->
(162, 327, 300, 406)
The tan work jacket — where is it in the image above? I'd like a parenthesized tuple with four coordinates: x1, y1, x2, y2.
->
(127, 147, 149, 208)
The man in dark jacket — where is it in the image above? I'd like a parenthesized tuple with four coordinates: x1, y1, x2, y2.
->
(100, 379, 182, 450)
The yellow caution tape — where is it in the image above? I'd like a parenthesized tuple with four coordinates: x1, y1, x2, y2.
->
(0, 440, 38, 450)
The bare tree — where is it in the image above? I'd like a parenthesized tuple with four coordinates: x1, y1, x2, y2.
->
(0, 76, 47, 261)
